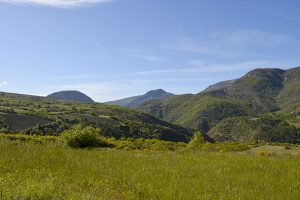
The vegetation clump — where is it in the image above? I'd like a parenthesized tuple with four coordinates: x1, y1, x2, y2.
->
(63, 125, 112, 148)
(187, 131, 206, 149)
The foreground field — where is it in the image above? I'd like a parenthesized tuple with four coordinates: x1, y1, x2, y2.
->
(0, 141, 300, 199)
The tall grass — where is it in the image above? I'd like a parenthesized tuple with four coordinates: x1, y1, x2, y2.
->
(0, 141, 299, 199)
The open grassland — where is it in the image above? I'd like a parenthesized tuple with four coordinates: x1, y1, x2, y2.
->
(0, 141, 300, 199)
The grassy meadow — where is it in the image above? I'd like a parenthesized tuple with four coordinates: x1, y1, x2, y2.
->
(0, 139, 300, 199)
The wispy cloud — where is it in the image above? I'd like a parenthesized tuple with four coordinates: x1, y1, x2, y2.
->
(163, 29, 298, 58)
(220, 29, 292, 47)
(0, 82, 8, 87)
(130, 54, 166, 62)
(88, 36, 107, 54)
(44, 76, 216, 102)
(134, 60, 276, 75)
(51, 75, 103, 80)
(44, 82, 133, 102)
(44, 81, 133, 102)
(0, 0, 113, 8)
(247, 2, 300, 23)
(163, 38, 274, 58)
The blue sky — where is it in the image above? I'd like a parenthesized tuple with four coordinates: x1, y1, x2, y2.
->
(0, 0, 300, 102)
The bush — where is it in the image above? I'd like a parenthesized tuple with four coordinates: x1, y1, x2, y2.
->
(187, 131, 206, 149)
(257, 149, 272, 156)
(63, 126, 112, 148)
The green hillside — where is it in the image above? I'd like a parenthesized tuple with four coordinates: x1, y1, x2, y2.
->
(141, 95, 251, 133)
(0, 92, 191, 142)
(139, 67, 300, 142)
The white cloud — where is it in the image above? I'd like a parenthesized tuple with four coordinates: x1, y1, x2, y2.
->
(88, 36, 107, 54)
(163, 30, 298, 58)
(131, 54, 166, 62)
(51, 75, 103, 80)
(44, 82, 130, 102)
(0, 0, 113, 8)
(134, 60, 278, 75)
(0, 82, 8, 87)
(247, 2, 300, 23)
(220, 29, 292, 47)
(44, 80, 161, 102)
(162, 36, 274, 58)
(44, 76, 217, 102)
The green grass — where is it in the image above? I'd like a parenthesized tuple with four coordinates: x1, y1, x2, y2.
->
(0, 141, 300, 199)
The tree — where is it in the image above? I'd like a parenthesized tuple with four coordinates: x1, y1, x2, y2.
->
(187, 131, 206, 149)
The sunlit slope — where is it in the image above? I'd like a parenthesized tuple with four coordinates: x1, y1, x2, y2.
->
(0, 92, 191, 142)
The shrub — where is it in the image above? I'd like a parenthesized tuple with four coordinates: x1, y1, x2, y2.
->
(63, 125, 112, 148)
(187, 131, 206, 149)
(257, 149, 271, 156)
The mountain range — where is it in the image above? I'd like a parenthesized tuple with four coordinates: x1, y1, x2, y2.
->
(0, 92, 191, 142)
(0, 66, 299, 144)
(105, 89, 174, 107)
(139, 67, 300, 142)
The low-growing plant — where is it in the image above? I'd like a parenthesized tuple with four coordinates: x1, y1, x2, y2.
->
(109, 137, 186, 151)
(63, 125, 112, 148)
(257, 149, 271, 156)
(0, 133, 59, 144)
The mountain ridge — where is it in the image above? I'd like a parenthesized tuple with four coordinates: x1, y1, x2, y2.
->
(105, 89, 175, 107)
(139, 66, 300, 141)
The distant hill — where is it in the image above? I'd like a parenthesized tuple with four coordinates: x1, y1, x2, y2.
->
(139, 67, 300, 142)
(0, 92, 191, 142)
(47, 91, 94, 103)
(105, 89, 175, 107)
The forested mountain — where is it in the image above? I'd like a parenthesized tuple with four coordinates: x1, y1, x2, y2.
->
(47, 91, 94, 103)
(208, 114, 300, 143)
(139, 67, 300, 142)
(105, 89, 174, 107)
(0, 92, 191, 142)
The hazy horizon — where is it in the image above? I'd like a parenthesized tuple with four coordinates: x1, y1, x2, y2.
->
(1, 0, 300, 102)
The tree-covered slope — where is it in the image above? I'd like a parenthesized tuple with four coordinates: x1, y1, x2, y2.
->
(276, 67, 300, 113)
(140, 94, 251, 133)
(105, 89, 174, 108)
(139, 67, 300, 135)
(219, 68, 285, 112)
(0, 92, 191, 142)
(208, 114, 300, 144)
